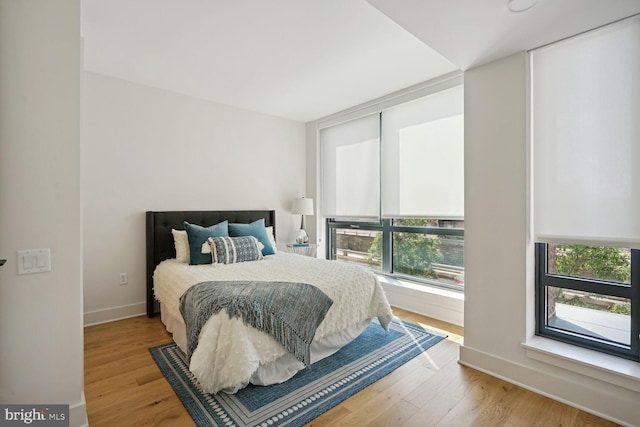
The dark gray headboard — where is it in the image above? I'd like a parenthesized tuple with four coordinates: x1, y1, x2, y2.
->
(146, 210, 276, 317)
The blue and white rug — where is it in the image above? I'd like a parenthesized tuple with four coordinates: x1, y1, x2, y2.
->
(149, 318, 446, 427)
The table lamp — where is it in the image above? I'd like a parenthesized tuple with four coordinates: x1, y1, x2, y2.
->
(291, 197, 314, 243)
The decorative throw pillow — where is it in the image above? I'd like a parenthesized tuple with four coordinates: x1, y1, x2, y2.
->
(171, 229, 189, 263)
(184, 220, 229, 265)
(265, 226, 277, 254)
(228, 219, 275, 256)
(206, 236, 264, 264)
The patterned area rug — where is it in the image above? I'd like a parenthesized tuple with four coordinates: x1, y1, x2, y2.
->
(150, 318, 446, 427)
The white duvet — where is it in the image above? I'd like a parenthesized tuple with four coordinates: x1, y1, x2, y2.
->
(153, 252, 393, 394)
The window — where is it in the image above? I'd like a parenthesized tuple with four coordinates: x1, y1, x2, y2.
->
(536, 243, 639, 360)
(327, 218, 464, 289)
(320, 78, 464, 288)
(531, 15, 640, 360)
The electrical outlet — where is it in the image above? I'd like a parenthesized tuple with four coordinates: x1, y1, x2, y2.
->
(119, 272, 128, 285)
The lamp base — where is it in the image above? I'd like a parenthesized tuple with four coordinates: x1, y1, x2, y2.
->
(295, 229, 309, 244)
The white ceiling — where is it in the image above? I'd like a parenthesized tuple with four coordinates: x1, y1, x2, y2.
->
(81, 0, 640, 123)
(367, 0, 640, 71)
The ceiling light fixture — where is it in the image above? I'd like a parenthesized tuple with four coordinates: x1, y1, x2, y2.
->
(507, 0, 537, 13)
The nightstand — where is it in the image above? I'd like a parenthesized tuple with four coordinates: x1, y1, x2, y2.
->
(285, 243, 318, 257)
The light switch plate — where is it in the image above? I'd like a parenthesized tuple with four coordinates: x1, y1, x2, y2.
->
(17, 248, 51, 274)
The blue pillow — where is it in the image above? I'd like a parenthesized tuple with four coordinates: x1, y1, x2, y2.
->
(228, 219, 275, 256)
(184, 220, 229, 265)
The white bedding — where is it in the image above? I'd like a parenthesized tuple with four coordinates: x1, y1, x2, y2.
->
(153, 252, 393, 394)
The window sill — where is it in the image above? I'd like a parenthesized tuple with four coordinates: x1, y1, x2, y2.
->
(522, 336, 640, 392)
(376, 274, 464, 326)
(376, 274, 464, 300)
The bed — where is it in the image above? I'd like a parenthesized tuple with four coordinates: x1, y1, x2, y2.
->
(146, 210, 393, 394)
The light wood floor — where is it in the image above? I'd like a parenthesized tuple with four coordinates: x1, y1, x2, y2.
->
(84, 308, 618, 426)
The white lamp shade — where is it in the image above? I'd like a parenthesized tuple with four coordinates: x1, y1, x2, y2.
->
(291, 198, 314, 215)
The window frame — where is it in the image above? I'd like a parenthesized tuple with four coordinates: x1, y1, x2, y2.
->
(535, 242, 640, 362)
(326, 218, 464, 291)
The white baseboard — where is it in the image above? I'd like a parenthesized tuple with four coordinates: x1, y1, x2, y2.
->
(459, 344, 638, 427)
(84, 302, 146, 326)
(69, 391, 88, 427)
(378, 276, 464, 326)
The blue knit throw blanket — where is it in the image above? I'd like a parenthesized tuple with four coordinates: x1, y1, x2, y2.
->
(179, 281, 334, 366)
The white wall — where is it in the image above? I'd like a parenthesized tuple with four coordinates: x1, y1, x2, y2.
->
(460, 52, 639, 426)
(463, 52, 528, 360)
(82, 72, 306, 324)
(0, 1, 87, 425)
(305, 122, 320, 249)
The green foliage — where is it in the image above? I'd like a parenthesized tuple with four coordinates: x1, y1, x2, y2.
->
(555, 291, 631, 314)
(555, 293, 591, 309)
(611, 303, 631, 315)
(368, 233, 382, 261)
(554, 245, 631, 283)
(369, 218, 444, 279)
(394, 218, 439, 227)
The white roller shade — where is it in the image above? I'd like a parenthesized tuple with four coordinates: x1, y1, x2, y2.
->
(381, 85, 464, 219)
(320, 114, 380, 219)
(532, 15, 640, 248)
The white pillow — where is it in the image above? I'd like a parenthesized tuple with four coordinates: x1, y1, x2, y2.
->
(266, 226, 277, 253)
(172, 229, 189, 263)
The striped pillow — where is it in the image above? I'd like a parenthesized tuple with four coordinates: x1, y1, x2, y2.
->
(206, 236, 264, 264)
